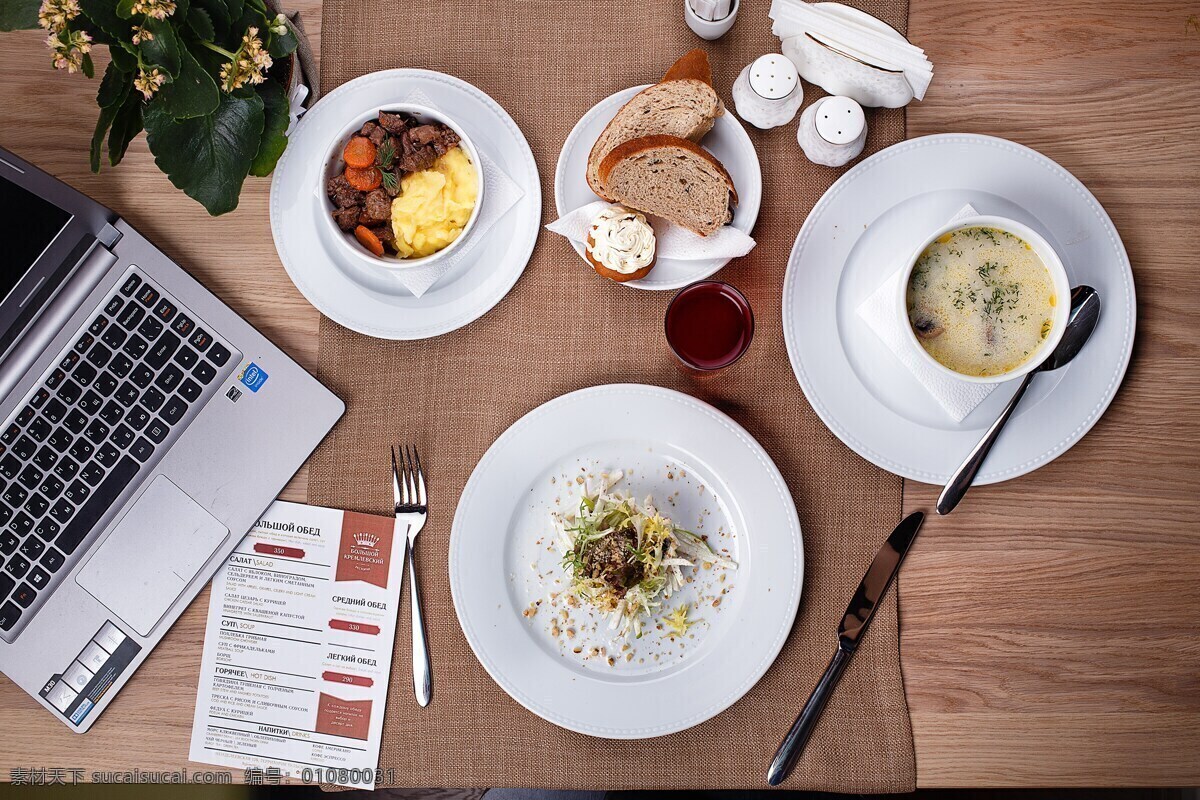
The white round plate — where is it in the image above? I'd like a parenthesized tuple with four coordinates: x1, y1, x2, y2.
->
(555, 86, 762, 290)
(270, 69, 541, 340)
(783, 133, 1136, 485)
(450, 384, 801, 738)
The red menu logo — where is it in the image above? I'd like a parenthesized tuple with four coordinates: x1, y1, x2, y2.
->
(334, 512, 395, 588)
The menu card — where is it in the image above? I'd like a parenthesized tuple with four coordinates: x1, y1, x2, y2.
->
(188, 500, 403, 789)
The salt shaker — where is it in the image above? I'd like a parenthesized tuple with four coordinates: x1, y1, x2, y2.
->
(732, 54, 805, 130)
(797, 95, 867, 166)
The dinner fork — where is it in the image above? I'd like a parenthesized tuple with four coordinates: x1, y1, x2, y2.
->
(392, 445, 431, 707)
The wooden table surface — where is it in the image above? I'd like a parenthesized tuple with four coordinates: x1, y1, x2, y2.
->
(1, 0, 1197, 788)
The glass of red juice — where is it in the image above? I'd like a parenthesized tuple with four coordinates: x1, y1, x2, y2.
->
(664, 281, 755, 372)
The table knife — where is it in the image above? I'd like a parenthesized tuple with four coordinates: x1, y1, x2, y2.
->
(767, 511, 926, 786)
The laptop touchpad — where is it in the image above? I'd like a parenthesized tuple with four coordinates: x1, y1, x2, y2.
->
(77, 476, 229, 637)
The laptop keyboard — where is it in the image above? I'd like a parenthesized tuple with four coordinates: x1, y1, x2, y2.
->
(0, 268, 237, 638)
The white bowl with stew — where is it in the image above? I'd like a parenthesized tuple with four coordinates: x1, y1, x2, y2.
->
(319, 103, 485, 271)
(896, 214, 1071, 384)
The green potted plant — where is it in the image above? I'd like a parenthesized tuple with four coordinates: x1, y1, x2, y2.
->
(0, 0, 300, 214)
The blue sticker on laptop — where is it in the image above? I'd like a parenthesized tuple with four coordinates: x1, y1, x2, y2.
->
(238, 362, 268, 393)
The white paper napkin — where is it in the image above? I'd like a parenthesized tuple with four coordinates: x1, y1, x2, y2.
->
(546, 200, 756, 263)
(374, 88, 525, 298)
(856, 204, 997, 422)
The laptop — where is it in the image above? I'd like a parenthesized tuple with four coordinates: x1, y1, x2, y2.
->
(0, 145, 344, 732)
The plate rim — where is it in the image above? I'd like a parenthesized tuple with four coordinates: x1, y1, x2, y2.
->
(449, 383, 803, 738)
(781, 132, 1137, 484)
(553, 85, 763, 291)
(269, 68, 542, 340)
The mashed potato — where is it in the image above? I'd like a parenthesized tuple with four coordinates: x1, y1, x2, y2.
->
(390, 147, 478, 258)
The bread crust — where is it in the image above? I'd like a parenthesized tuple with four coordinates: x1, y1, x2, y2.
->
(585, 50, 722, 199)
(585, 232, 656, 283)
(597, 134, 739, 207)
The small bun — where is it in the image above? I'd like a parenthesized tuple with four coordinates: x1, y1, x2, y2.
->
(585, 232, 656, 283)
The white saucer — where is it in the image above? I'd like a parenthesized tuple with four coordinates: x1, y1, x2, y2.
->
(782, 134, 1135, 485)
(270, 69, 541, 340)
(555, 86, 762, 291)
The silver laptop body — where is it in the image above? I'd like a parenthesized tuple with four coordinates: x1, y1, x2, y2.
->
(0, 145, 344, 732)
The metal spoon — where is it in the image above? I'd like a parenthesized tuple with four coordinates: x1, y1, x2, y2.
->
(936, 285, 1101, 515)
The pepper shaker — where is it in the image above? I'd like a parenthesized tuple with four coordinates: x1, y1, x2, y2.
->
(797, 95, 867, 166)
(732, 54, 805, 129)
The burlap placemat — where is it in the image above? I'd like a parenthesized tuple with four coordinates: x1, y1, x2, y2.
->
(309, 0, 914, 790)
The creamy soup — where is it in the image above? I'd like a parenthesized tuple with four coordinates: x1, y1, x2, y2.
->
(906, 226, 1056, 377)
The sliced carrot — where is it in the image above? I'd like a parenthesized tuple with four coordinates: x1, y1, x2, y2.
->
(344, 165, 381, 191)
(343, 136, 377, 169)
(354, 225, 385, 257)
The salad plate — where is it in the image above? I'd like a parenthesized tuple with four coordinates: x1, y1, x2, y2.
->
(555, 86, 762, 291)
(270, 69, 541, 340)
(450, 384, 802, 738)
(782, 133, 1136, 484)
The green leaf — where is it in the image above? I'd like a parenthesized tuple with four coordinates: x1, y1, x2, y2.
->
(194, 0, 229, 33)
(223, 0, 242, 24)
(108, 89, 144, 166)
(80, 52, 94, 78)
(249, 79, 288, 177)
(145, 91, 264, 215)
(186, 5, 214, 39)
(79, 0, 131, 41)
(91, 62, 133, 172)
(157, 45, 218, 119)
(139, 16, 181, 76)
(115, 0, 137, 19)
(0, 0, 40, 30)
(267, 19, 297, 59)
(109, 41, 138, 71)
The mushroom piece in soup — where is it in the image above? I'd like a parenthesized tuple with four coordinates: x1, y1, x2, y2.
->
(906, 226, 1056, 377)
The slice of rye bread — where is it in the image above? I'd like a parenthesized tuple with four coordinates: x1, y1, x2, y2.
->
(585, 49, 724, 199)
(598, 135, 737, 237)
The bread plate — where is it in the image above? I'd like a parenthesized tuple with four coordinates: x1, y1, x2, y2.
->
(451, 384, 802, 737)
(555, 85, 762, 291)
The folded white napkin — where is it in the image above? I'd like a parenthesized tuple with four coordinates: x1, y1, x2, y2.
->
(371, 88, 525, 298)
(856, 204, 997, 422)
(689, 0, 732, 20)
(770, 0, 933, 100)
(546, 200, 756, 264)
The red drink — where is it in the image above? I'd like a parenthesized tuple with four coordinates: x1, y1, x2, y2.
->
(664, 281, 754, 371)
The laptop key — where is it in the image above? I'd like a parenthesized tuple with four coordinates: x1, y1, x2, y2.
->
(119, 273, 141, 296)
(86, 342, 112, 369)
(35, 518, 59, 541)
(59, 351, 80, 372)
(64, 409, 88, 435)
(65, 480, 90, 505)
(155, 298, 176, 322)
(38, 476, 63, 501)
(174, 315, 195, 338)
(146, 332, 180, 370)
(33, 446, 58, 470)
(10, 512, 33, 537)
(140, 387, 165, 412)
(43, 398, 67, 424)
(93, 372, 118, 398)
(74, 333, 94, 354)
(55, 379, 82, 405)
(74, 362, 97, 387)
(46, 428, 71, 454)
(29, 388, 50, 409)
(122, 334, 148, 360)
(114, 382, 139, 407)
(124, 406, 150, 431)
(45, 368, 65, 390)
(16, 406, 35, 426)
(27, 417, 51, 442)
(85, 419, 109, 444)
(135, 283, 159, 308)
(130, 437, 155, 462)
(161, 396, 188, 425)
(49, 497, 74, 525)
(68, 438, 94, 463)
(110, 425, 134, 450)
(145, 419, 169, 444)
(1, 423, 19, 443)
(101, 325, 127, 350)
(155, 364, 183, 393)
(137, 315, 164, 341)
(27, 567, 49, 590)
(95, 442, 119, 469)
(18, 465, 42, 490)
(174, 345, 198, 370)
(23, 494, 49, 519)
(99, 401, 124, 425)
(188, 327, 210, 351)
(80, 463, 105, 487)
(80, 391, 103, 416)
(3, 484, 28, 507)
(105, 295, 125, 316)
(130, 363, 154, 388)
(0, 531, 18, 554)
(89, 316, 108, 336)
(5, 555, 30, 579)
(12, 583, 36, 609)
(53, 457, 78, 482)
(0, 601, 20, 631)
(0, 574, 12, 600)
(178, 378, 202, 403)
(192, 360, 217, 385)
(19, 536, 43, 560)
(41, 548, 65, 573)
(56, 457, 139, 555)
(0, 454, 20, 480)
(207, 342, 231, 367)
(14, 435, 36, 460)
(117, 303, 144, 330)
